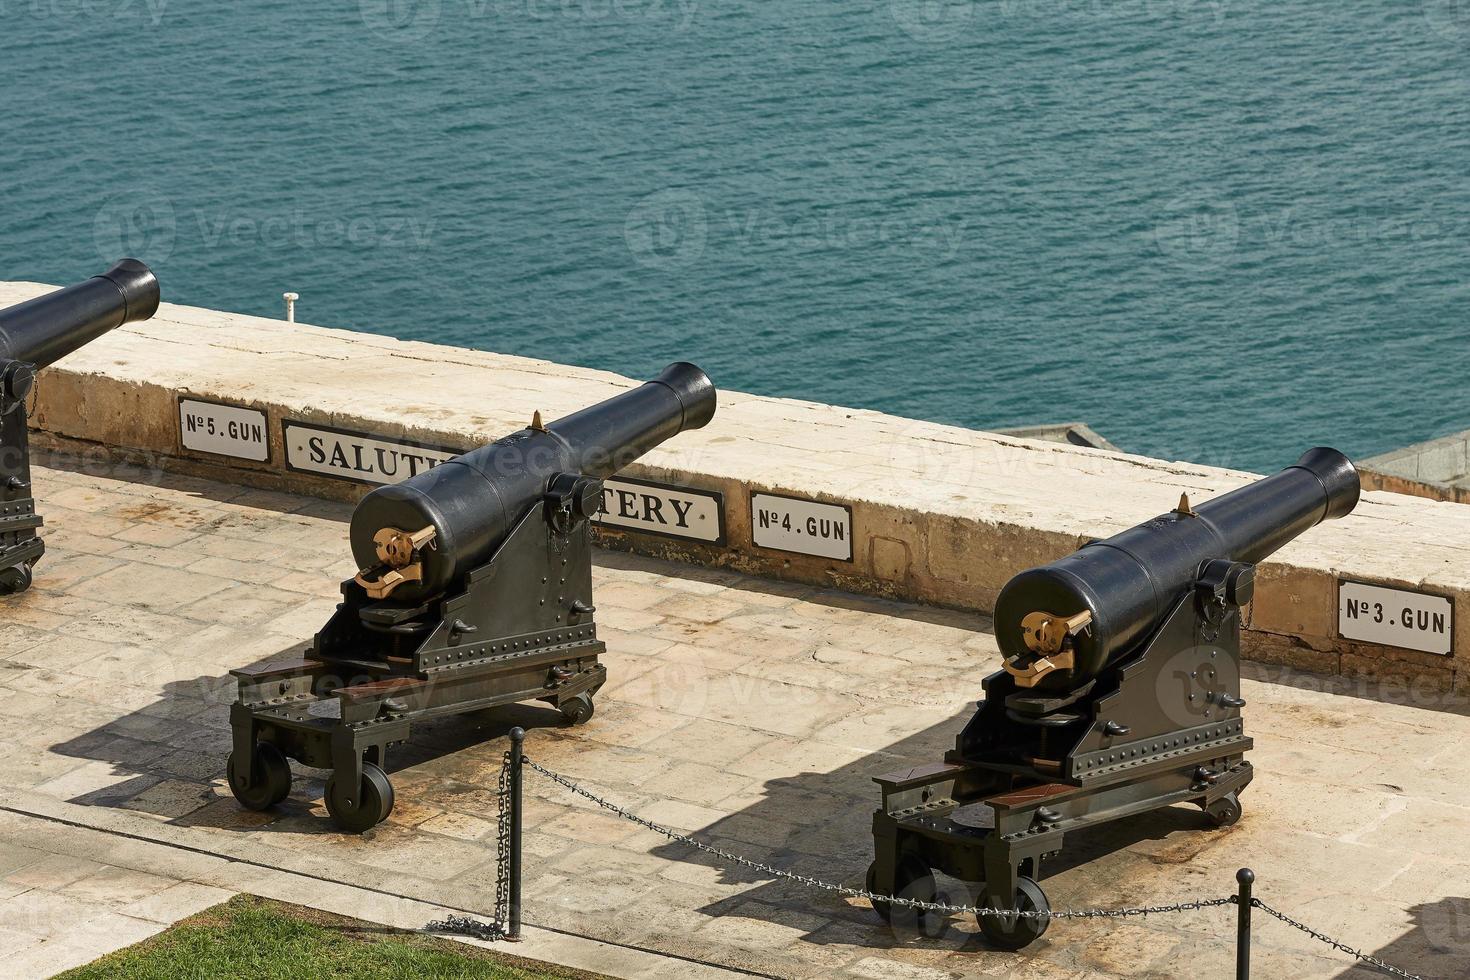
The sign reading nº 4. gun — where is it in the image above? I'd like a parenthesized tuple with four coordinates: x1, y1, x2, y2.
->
(751, 492, 852, 561)
(1338, 580, 1454, 656)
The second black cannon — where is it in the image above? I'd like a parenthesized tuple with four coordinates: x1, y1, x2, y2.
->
(227, 363, 716, 832)
(869, 449, 1360, 949)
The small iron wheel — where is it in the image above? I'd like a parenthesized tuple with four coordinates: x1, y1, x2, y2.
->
(559, 693, 595, 726)
(227, 741, 292, 811)
(325, 761, 394, 834)
(978, 876, 1050, 951)
(866, 853, 937, 928)
(866, 860, 891, 922)
(0, 563, 33, 596)
(1204, 791, 1243, 828)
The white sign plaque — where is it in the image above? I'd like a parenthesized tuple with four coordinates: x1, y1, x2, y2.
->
(282, 421, 459, 485)
(178, 399, 269, 462)
(751, 492, 852, 561)
(1338, 580, 1453, 655)
(594, 477, 725, 545)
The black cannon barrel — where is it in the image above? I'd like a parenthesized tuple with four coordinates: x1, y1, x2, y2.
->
(994, 448, 1360, 690)
(0, 259, 161, 369)
(350, 362, 716, 601)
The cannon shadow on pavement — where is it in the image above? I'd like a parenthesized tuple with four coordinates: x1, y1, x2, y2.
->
(1335, 898, 1470, 979)
(642, 704, 1235, 954)
(44, 663, 577, 837)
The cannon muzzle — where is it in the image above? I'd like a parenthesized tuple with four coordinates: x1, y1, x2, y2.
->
(0, 259, 161, 370)
(994, 448, 1360, 692)
(350, 362, 716, 602)
(540, 361, 716, 477)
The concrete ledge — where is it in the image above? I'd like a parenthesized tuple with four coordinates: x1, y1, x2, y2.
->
(5, 279, 1468, 690)
(1362, 430, 1470, 505)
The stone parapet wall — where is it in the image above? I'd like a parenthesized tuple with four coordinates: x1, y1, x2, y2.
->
(1361, 431, 1470, 505)
(4, 279, 1467, 692)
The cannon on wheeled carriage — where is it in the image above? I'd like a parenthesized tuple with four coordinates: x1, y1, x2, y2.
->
(227, 362, 716, 831)
(869, 448, 1360, 948)
(1, 259, 161, 595)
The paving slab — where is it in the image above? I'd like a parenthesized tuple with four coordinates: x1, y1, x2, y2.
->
(0, 462, 1465, 979)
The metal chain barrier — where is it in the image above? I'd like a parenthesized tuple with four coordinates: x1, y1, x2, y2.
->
(428, 912, 505, 942)
(524, 757, 1229, 921)
(1251, 899, 1424, 980)
(494, 748, 513, 929)
(425, 749, 516, 943)
(431, 747, 1429, 980)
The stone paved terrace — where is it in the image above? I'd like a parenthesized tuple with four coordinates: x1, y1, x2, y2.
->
(1, 461, 1467, 980)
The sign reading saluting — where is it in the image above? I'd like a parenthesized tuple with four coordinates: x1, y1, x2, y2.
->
(282, 420, 459, 485)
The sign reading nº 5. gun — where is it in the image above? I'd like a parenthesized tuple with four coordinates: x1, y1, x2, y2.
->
(1338, 580, 1453, 656)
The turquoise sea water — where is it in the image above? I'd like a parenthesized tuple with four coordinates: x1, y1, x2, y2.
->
(4, 0, 1469, 471)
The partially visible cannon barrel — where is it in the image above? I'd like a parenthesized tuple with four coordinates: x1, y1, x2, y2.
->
(994, 448, 1360, 691)
(0, 259, 162, 596)
(350, 362, 716, 602)
(0, 259, 161, 369)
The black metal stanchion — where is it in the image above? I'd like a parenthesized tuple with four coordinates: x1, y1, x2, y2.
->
(508, 726, 525, 941)
(1236, 868, 1254, 980)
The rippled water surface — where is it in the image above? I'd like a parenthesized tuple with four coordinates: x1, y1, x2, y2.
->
(5, 1, 1469, 470)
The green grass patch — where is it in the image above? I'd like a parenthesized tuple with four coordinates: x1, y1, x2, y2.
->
(58, 894, 600, 980)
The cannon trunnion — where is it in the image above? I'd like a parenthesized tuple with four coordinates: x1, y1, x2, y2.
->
(227, 363, 716, 832)
(1, 259, 161, 594)
(868, 449, 1359, 949)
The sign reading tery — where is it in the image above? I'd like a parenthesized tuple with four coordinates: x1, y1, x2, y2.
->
(282, 420, 459, 485)
(178, 398, 270, 462)
(1338, 580, 1454, 656)
(280, 420, 725, 551)
(751, 492, 852, 561)
(593, 477, 725, 545)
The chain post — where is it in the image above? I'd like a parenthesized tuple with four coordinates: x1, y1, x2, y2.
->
(1235, 868, 1254, 980)
(508, 726, 525, 941)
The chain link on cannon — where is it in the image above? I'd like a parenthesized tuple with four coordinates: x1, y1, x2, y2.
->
(523, 758, 1234, 922)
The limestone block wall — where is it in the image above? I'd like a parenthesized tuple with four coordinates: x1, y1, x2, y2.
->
(1361, 431, 1470, 505)
(3, 279, 1467, 693)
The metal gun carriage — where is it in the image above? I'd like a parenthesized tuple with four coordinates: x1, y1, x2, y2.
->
(227, 363, 716, 832)
(868, 449, 1360, 949)
(0, 259, 161, 594)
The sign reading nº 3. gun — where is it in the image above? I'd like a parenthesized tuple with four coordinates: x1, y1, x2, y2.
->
(1338, 580, 1453, 656)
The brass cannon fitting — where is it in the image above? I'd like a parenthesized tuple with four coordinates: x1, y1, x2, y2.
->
(1004, 609, 1092, 688)
(354, 524, 437, 600)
